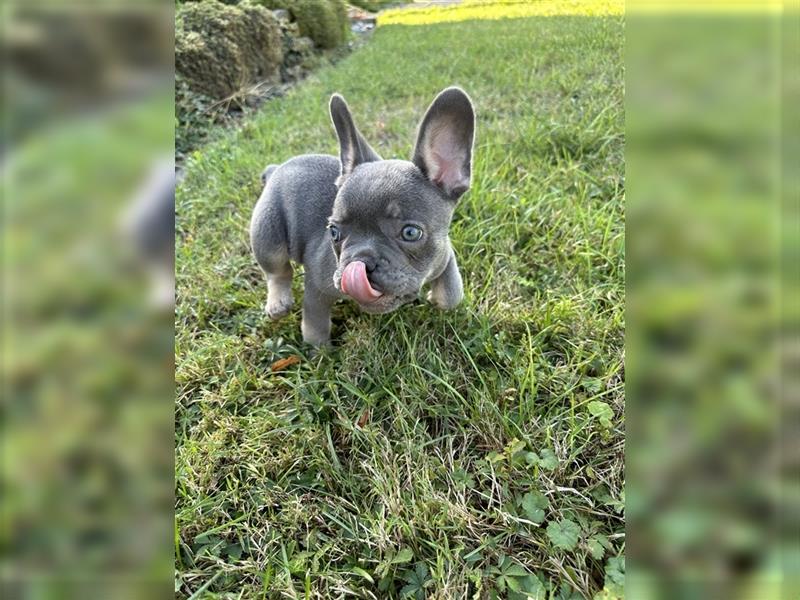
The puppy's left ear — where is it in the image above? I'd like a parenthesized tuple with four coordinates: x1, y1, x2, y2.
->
(412, 87, 475, 200)
(330, 94, 381, 182)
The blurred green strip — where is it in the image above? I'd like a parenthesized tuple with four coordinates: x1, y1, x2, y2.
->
(626, 9, 793, 600)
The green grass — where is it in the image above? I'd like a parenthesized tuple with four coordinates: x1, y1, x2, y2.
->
(176, 13, 624, 600)
(4, 91, 175, 590)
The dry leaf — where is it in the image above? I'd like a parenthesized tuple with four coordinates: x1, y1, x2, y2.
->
(270, 355, 301, 372)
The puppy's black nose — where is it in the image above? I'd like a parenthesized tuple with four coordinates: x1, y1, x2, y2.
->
(360, 257, 377, 273)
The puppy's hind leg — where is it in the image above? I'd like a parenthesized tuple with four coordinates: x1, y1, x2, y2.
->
(260, 249, 295, 321)
(250, 189, 294, 321)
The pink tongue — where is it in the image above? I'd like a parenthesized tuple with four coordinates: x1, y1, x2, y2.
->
(341, 261, 382, 304)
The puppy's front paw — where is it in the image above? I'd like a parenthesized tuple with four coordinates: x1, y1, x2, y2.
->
(265, 294, 294, 321)
(301, 320, 331, 348)
(427, 286, 463, 310)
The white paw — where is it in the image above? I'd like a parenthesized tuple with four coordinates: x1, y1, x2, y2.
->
(301, 321, 331, 347)
(427, 287, 462, 310)
(265, 294, 293, 321)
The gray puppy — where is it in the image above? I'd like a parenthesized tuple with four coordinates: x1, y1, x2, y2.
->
(250, 86, 475, 346)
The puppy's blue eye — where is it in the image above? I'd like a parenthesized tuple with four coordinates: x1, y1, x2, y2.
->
(401, 225, 423, 242)
(329, 225, 341, 242)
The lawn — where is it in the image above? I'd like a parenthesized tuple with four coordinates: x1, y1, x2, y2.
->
(175, 8, 624, 600)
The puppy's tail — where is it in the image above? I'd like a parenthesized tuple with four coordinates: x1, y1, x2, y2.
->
(260, 164, 279, 186)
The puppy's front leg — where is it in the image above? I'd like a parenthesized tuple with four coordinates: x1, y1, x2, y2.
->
(301, 286, 335, 347)
(427, 247, 464, 310)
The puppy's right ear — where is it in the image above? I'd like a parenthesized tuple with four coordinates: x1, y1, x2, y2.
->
(330, 94, 381, 182)
(412, 87, 475, 200)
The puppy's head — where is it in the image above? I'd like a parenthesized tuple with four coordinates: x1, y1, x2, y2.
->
(327, 87, 475, 313)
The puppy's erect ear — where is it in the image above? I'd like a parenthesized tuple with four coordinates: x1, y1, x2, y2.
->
(329, 94, 381, 181)
(412, 87, 475, 200)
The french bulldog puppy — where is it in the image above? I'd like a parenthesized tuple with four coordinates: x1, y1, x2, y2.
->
(249, 86, 475, 346)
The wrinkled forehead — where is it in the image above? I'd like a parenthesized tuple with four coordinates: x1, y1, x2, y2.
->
(332, 160, 439, 222)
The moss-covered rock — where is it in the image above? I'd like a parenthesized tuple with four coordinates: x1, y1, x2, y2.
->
(348, 0, 395, 11)
(250, 0, 291, 10)
(248, 0, 349, 50)
(175, 1, 282, 99)
(291, 0, 348, 50)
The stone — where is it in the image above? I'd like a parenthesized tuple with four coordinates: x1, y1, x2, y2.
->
(175, 1, 283, 99)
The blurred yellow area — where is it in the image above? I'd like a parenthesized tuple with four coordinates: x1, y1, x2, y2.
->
(629, 0, 782, 13)
(378, 0, 624, 26)
(378, 0, 787, 27)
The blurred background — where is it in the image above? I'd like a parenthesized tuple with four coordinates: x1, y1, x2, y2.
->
(1, 0, 796, 599)
(626, 1, 797, 599)
(2, 2, 175, 598)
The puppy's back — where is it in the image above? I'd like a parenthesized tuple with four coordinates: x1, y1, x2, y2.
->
(250, 154, 339, 265)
